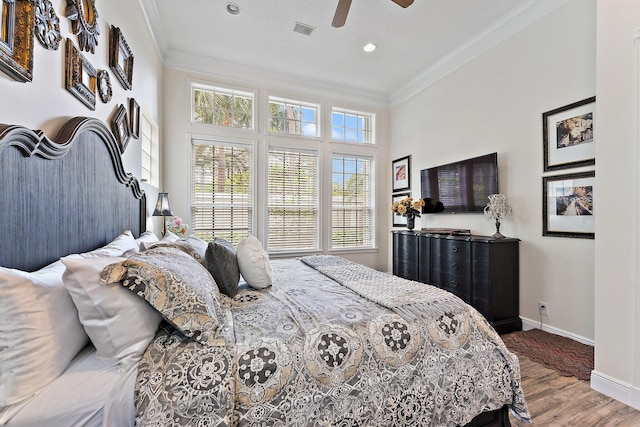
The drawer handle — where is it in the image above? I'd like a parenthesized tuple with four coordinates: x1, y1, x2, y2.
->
(452, 263, 458, 270)
(452, 247, 458, 252)
(452, 280, 458, 287)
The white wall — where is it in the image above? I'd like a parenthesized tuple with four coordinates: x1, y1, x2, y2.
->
(0, 0, 164, 233)
(592, 0, 640, 410)
(390, 0, 596, 341)
(162, 67, 391, 270)
(0, 0, 163, 180)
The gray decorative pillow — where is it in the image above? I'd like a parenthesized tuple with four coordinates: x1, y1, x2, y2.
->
(205, 238, 240, 297)
(100, 246, 222, 347)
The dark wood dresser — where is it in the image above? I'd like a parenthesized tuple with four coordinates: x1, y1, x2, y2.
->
(392, 230, 521, 334)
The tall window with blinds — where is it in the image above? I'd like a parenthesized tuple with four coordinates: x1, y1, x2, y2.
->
(267, 148, 319, 252)
(331, 155, 374, 249)
(191, 140, 253, 246)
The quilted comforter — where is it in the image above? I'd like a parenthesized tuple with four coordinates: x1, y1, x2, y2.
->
(134, 256, 530, 426)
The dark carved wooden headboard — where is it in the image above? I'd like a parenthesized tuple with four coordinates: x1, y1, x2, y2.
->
(0, 117, 146, 271)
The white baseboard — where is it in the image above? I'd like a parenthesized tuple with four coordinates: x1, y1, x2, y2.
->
(591, 371, 640, 411)
(519, 317, 640, 411)
(520, 316, 594, 346)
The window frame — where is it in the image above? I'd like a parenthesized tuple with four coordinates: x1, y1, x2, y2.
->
(331, 107, 376, 145)
(267, 94, 321, 139)
(190, 136, 257, 246)
(190, 80, 256, 131)
(329, 152, 376, 251)
(265, 144, 321, 254)
(139, 111, 159, 187)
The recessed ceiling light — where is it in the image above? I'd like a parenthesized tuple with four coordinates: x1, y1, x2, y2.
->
(225, 2, 241, 15)
(363, 43, 376, 53)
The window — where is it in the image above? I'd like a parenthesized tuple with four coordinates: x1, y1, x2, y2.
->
(267, 148, 319, 252)
(192, 83, 254, 129)
(140, 113, 159, 187)
(191, 139, 253, 246)
(331, 155, 374, 249)
(331, 108, 375, 144)
(268, 96, 319, 137)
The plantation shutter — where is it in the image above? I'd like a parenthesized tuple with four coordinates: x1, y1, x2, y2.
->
(331, 155, 374, 249)
(191, 139, 253, 246)
(267, 148, 319, 252)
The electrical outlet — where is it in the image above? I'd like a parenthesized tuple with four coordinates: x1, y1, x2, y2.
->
(538, 301, 549, 316)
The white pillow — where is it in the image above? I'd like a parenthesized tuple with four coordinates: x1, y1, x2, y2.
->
(61, 256, 162, 371)
(236, 236, 273, 289)
(89, 230, 139, 257)
(0, 261, 89, 411)
(140, 231, 178, 251)
(135, 230, 159, 252)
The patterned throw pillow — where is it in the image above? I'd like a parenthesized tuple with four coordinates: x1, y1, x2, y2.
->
(205, 238, 240, 297)
(100, 246, 223, 347)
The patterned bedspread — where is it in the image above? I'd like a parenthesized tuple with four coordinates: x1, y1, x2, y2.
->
(135, 257, 530, 426)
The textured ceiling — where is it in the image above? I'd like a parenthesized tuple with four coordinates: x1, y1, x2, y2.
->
(141, 0, 562, 104)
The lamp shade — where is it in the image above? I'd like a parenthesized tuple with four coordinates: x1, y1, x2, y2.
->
(153, 192, 173, 216)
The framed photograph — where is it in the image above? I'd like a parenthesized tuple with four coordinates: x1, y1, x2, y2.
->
(543, 97, 595, 171)
(392, 192, 410, 227)
(0, 0, 34, 82)
(109, 25, 133, 90)
(65, 39, 96, 110)
(111, 104, 132, 153)
(129, 98, 140, 138)
(542, 171, 594, 239)
(392, 155, 411, 192)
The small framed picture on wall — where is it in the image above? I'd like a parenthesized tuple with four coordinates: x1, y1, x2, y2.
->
(543, 96, 595, 171)
(392, 155, 411, 192)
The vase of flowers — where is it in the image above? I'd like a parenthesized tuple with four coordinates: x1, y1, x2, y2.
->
(166, 216, 189, 237)
(391, 197, 425, 230)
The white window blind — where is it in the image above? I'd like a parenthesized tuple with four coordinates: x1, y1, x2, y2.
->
(191, 139, 253, 246)
(267, 148, 319, 252)
(331, 155, 374, 249)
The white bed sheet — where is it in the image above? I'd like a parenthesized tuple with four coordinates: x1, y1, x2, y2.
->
(5, 344, 136, 427)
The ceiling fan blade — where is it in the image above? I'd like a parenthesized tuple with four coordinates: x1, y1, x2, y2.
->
(391, 0, 414, 8)
(332, 0, 352, 28)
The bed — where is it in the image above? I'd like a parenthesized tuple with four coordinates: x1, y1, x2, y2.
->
(0, 117, 530, 426)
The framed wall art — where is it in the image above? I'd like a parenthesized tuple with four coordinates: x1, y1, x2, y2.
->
(65, 38, 96, 110)
(543, 96, 595, 171)
(129, 98, 140, 138)
(97, 69, 112, 103)
(392, 155, 411, 192)
(542, 171, 595, 239)
(0, 0, 35, 82)
(65, 0, 100, 53)
(111, 104, 131, 153)
(34, 0, 61, 50)
(109, 25, 133, 90)
(392, 192, 410, 227)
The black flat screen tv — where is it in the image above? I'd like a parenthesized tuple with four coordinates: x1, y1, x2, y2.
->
(420, 152, 498, 214)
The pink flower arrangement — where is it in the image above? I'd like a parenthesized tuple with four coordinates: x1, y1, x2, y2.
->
(167, 216, 189, 236)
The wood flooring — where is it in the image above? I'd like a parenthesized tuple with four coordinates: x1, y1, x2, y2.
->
(509, 354, 640, 426)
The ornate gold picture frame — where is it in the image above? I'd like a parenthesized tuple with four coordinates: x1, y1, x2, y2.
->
(109, 25, 133, 90)
(65, 38, 96, 110)
(65, 0, 99, 53)
(0, 0, 34, 82)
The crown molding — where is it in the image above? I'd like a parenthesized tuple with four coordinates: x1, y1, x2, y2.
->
(163, 50, 390, 109)
(388, 0, 571, 107)
(138, 0, 168, 55)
